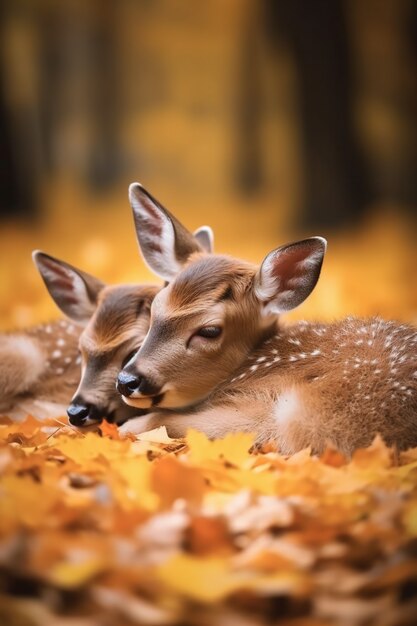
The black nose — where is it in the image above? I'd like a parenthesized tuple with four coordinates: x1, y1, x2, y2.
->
(67, 403, 91, 426)
(67, 403, 103, 426)
(117, 371, 161, 397)
(117, 371, 140, 397)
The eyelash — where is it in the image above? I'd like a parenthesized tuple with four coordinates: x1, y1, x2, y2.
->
(196, 326, 223, 339)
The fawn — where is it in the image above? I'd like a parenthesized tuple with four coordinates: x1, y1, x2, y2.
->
(117, 183, 417, 455)
(0, 223, 213, 426)
(0, 253, 158, 425)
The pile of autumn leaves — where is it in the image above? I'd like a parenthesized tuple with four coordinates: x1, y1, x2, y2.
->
(1, 417, 417, 626)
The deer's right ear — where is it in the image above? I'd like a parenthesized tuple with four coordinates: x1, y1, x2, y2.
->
(32, 251, 105, 325)
(254, 237, 327, 314)
(129, 183, 205, 282)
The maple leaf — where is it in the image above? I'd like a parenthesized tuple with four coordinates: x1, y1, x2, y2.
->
(0, 414, 47, 446)
(99, 419, 120, 440)
(186, 429, 254, 466)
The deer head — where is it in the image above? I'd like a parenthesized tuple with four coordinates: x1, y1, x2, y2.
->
(117, 183, 326, 411)
(33, 251, 160, 426)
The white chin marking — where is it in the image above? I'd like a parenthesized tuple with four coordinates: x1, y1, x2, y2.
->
(122, 395, 153, 409)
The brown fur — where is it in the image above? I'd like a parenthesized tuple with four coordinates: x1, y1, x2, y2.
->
(0, 321, 81, 419)
(122, 258, 417, 456)
(0, 284, 159, 422)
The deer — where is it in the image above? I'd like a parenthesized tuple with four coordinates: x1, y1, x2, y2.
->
(0, 222, 213, 427)
(116, 183, 417, 456)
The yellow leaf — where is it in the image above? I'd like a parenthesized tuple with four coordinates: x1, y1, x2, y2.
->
(109, 456, 159, 511)
(157, 555, 243, 602)
(0, 475, 60, 532)
(136, 426, 177, 444)
(49, 558, 107, 588)
(186, 429, 253, 466)
(49, 433, 131, 466)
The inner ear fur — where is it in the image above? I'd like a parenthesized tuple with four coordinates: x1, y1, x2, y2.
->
(129, 183, 206, 282)
(32, 250, 105, 324)
(254, 236, 327, 314)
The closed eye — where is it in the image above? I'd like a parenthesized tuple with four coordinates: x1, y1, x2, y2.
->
(196, 326, 222, 339)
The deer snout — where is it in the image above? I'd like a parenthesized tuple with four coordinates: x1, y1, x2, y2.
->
(67, 401, 104, 426)
(116, 370, 161, 398)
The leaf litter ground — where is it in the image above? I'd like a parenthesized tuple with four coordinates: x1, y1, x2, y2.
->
(1, 416, 417, 626)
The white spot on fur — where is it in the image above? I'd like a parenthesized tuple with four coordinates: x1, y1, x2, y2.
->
(52, 350, 62, 359)
(56, 368, 64, 375)
(75, 355, 82, 365)
(311, 349, 321, 356)
(257, 356, 267, 363)
(64, 356, 72, 364)
(57, 338, 66, 347)
(274, 388, 304, 429)
(250, 364, 258, 372)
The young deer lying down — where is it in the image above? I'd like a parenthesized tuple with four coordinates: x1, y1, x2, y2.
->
(0, 223, 213, 426)
(117, 184, 417, 456)
(0, 254, 157, 425)
(31, 252, 161, 426)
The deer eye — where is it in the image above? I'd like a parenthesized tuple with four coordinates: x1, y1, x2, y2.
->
(196, 326, 222, 339)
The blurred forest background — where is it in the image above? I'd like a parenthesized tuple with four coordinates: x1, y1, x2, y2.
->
(0, 0, 416, 329)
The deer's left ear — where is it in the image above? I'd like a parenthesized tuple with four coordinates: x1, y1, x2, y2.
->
(193, 225, 214, 253)
(254, 237, 327, 314)
(32, 251, 105, 324)
(129, 183, 205, 282)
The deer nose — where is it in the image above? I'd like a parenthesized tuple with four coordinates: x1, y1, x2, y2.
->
(117, 371, 161, 397)
(67, 403, 102, 426)
(117, 371, 140, 397)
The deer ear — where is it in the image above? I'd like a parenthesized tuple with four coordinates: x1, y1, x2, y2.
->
(32, 251, 105, 325)
(129, 183, 205, 282)
(193, 225, 214, 253)
(254, 237, 327, 314)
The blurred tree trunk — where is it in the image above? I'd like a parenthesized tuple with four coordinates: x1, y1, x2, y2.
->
(265, 0, 371, 228)
(0, 1, 40, 219)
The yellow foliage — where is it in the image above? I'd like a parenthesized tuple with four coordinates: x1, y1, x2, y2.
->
(0, 417, 417, 624)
